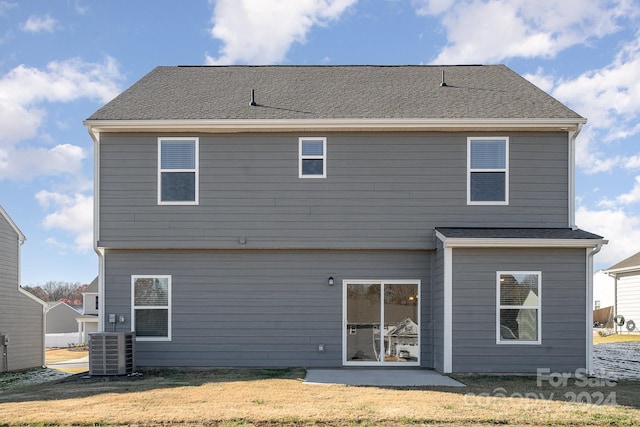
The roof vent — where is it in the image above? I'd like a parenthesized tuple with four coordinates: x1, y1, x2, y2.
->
(250, 89, 257, 106)
(440, 70, 447, 87)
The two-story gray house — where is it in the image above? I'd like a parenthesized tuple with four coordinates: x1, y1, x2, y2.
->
(85, 65, 605, 373)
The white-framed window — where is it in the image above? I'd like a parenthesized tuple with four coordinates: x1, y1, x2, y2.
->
(132, 275, 171, 341)
(468, 137, 508, 205)
(158, 137, 199, 205)
(299, 137, 326, 178)
(497, 271, 541, 344)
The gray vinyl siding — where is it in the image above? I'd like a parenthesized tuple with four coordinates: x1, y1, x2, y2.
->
(104, 249, 431, 368)
(98, 132, 569, 249)
(46, 304, 80, 333)
(450, 247, 587, 373)
(0, 214, 44, 371)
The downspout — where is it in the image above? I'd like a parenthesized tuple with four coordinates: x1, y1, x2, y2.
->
(568, 123, 583, 229)
(587, 242, 604, 374)
(88, 126, 105, 333)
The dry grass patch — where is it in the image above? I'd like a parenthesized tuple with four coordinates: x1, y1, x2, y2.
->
(0, 369, 638, 426)
(45, 347, 88, 364)
(594, 333, 640, 344)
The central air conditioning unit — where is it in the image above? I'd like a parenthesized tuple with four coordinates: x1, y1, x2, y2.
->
(89, 332, 135, 376)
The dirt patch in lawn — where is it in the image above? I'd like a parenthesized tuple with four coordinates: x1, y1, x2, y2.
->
(0, 368, 639, 426)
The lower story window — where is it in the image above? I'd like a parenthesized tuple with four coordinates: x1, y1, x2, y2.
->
(132, 275, 171, 341)
(497, 271, 541, 344)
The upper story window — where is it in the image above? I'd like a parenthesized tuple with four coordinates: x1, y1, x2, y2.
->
(158, 137, 199, 205)
(299, 137, 326, 178)
(468, 137, 508, 205)
(497, 271, 541, 345)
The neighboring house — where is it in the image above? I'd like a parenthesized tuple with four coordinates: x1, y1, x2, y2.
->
(604, 252, 640, 333)
(593, 270, 615, 310)
(0, 205, 46, 372)
(77, 277, 99, 343)
(46, 301, 81, 333)
(84, 65, 606, 374)
(45, 301, 82, 348)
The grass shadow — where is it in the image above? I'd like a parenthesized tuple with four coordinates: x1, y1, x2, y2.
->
(0, 367, 306, 403)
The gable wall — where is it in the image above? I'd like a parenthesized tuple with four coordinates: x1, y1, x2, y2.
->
(0, 213, 44, 371)
(46, 304, 80, 333)
(99, 131, 570, 249)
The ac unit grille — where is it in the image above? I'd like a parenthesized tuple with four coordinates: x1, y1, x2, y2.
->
(89, 332, 135, 376)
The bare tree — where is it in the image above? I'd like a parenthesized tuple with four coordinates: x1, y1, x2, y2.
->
(22, 281, 85, 304)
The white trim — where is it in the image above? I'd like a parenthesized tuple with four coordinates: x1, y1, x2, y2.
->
(89, 129, 106, 333)
(342, 279, 421, 367)
(603, 264, 640, 275)
(443, 247, 453, 373)
(467, 137, 509, 205)
(496, 271, 542, 345)
(299, 137, 327, 178)
(586, 243, 603, 373)
(568, 125, 583, 228)
(131, 275, 172, 342)
(157, 137, 199, 205)
(435, 232, 604, 249)
(84, 117, 587, 133)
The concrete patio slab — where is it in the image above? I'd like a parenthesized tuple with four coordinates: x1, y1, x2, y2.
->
(304, 368, 465, 387)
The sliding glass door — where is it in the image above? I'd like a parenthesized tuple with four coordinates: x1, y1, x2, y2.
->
(344, 280, 420, 366)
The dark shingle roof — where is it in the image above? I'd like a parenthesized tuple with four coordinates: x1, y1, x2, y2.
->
(87, 65, 584, 121)
(605, 251, 640, 271)
(436, 227, 603, 240)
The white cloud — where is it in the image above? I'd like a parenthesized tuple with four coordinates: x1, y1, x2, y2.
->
(522, 69, 555, 93)
(623, 155, 640, 170)
(520, 31, 640, 174)
(44, 237, 70, 255)
(205, 0, 357, 65)
(0, 1, 17, 16)
(21, 14, 59, 33)
(599, 175, 640, 206)
(576, 205, 640, 269)
(552, 32, 640, 138)
(413, 0, 456, 15)
(36, 191, 93, 252)
(415, 0, 630, 64)
(0, 57, 122, 106)
(0, 144, 85, 180)
(0, 57, 122, 180)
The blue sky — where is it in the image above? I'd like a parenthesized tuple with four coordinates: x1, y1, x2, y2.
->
(1, 0, 639, 285)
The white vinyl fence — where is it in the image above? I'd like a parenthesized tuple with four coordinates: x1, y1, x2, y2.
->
(45, 332, 81, 348)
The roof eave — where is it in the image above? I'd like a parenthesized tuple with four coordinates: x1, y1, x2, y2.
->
(603, 265, 640, 276)
(84, 117, 587, 134)
(435, 232, 606, 249)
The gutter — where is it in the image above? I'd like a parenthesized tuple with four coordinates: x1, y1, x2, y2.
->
(434, 233, 604, 249)
(587, 242, 605, 374)
(83, 117, 587, 133)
